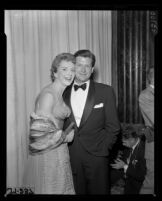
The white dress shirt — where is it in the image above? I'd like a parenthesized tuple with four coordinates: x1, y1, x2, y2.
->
(71, 80, 90, 127)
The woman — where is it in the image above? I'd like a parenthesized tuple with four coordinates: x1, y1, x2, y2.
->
(23, 53, 76, 194)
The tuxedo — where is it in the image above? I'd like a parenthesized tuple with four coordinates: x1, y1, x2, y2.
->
(111, 139, 146, 194)
(63, 79, 120, 194)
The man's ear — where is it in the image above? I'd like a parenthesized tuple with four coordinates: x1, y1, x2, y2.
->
(54, 72, 58, 78)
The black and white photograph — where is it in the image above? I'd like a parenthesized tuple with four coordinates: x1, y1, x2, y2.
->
(5, 8, 158, 196)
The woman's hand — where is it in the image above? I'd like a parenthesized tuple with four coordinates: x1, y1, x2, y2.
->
(50, 130, 63, 143)
(64, 129, 74, 143)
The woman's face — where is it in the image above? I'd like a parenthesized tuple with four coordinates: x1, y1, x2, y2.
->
(55, 60, 75, 86)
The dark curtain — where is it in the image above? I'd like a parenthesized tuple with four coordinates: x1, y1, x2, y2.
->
(112, 10, 157, 124)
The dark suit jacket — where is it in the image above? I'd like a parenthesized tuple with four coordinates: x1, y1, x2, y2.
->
(63, 79, 120, 157)
(122, 140, 146, 194)
(125, 140, 146, 182)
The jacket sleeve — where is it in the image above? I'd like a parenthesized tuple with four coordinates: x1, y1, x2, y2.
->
(102, 86, 121, 150)
(139, 92, 154, 126)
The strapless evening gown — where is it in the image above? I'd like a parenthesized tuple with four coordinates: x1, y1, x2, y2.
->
(23, 101, 75, 194)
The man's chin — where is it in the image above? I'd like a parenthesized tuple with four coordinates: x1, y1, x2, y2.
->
(79, 78, 89, 82)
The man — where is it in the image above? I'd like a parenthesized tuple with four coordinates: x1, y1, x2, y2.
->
(110, 124, 146, 194)
(63, 49, 120, 194)
(139, 67, 154, 194)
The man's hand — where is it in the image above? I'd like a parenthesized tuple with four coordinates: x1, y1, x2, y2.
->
(110, 158, 126, 169)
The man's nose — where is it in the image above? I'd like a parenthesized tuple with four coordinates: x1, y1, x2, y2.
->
(81, 67, 86, 73)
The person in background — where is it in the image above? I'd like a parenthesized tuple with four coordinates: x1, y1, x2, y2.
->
(110, 124, 146, 194)
(139, 67, 154, 194)
(23, 53, 76, 194)
(63, 49, 120, 194)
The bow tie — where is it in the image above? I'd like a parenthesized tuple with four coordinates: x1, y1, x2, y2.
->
(74, 83, 87, 91)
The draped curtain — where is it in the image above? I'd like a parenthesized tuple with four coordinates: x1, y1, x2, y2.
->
(114, 11, 154, 123)
(5, 10, 112, 187)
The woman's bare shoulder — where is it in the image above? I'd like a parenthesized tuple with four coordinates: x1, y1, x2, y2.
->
(35, 85, 55, 114)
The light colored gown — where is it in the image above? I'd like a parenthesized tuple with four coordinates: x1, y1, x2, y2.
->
(23, 98, 75, 194)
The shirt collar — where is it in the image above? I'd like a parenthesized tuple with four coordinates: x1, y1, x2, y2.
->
(73, 80, 90, 89)
(132, 138, 140, 151)
(150, 84, 154, 89)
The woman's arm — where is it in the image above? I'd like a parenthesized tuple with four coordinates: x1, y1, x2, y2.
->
(29, 92, 65, 155)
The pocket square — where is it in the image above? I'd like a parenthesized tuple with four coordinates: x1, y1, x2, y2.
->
(94, 103, 104, 108)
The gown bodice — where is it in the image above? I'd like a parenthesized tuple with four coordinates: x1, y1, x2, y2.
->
(23, 89, 75, 194)
(52, 99, 71, 129)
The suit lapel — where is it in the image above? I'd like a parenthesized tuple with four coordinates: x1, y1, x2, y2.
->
(63, 86, 78, 130)
(130, 140, 141, 162)
(79, 80, 95, 130)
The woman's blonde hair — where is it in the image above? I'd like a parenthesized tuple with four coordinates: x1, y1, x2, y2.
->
(50, 53, 76, 82)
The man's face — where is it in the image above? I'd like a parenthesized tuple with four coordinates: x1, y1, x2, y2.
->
(122, 137, 136, 148)
(75, 56, 94, 84)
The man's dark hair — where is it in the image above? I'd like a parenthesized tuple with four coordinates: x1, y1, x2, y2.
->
(74, 49, 96, 67)
(122, 124, 139, 140)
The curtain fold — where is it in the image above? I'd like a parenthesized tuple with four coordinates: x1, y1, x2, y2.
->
(5, 10, 112, 188)
(6, 11, 19, 187)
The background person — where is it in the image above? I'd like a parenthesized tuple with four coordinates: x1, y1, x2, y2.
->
(110, 124, 146, 194)
(139, 67, 154, 194)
